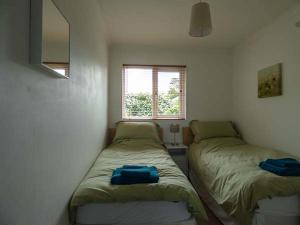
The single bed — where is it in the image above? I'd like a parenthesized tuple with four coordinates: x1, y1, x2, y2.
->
(183, 122, 300, 225)
(69, 122, 207, 225)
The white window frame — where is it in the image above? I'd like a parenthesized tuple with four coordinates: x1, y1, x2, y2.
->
(122, 64, 186, 120)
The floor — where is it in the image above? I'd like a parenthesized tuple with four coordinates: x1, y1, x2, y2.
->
(202, 202, 223, 225)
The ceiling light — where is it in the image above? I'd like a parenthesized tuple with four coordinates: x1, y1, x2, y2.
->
(189, 1, 212, 37)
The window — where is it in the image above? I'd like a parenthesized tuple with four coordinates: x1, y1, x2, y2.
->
(122, 64, 186, 120)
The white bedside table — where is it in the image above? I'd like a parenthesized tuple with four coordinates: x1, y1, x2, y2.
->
(165, 144, 189, 177)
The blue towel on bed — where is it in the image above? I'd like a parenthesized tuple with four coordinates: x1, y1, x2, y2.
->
(122, 165, 149, 169)
(121, 168, 151, 178)
(264, 158, 300, 168)
(259, 158, 300, 176)
(121, 165, 152, 177)
(111, 165, 159, 185)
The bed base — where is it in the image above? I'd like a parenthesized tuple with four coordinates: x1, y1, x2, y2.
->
(189, 169, 240, 225)
(75, 216, 197, 225)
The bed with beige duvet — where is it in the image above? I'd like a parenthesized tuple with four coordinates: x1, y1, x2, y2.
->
(183, 121, 300, 225)
(70, 122, 207, 225)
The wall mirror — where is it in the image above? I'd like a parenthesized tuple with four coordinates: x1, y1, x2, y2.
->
(30, 0, 70, 78)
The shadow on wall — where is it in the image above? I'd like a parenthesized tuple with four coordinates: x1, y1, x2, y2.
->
(55, 204, 70, 225)
(4, 1, 29, 63)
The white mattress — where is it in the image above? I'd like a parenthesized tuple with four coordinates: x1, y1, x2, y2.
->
(76, 201, 195, 225)
(252, 195, 300, 225)
(256, 195, 300, 215)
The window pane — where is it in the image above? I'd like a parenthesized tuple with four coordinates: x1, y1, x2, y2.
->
(124, 68, 153, 118)
(157, 71, 180, 116)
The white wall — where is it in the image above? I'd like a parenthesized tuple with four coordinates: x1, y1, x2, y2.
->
(0, 1, 108, 225)
(109, 45, 233, 143)
(232, 3, 300, 156)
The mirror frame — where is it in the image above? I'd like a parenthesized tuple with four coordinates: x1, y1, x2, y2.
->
(30, 0, 70, 78)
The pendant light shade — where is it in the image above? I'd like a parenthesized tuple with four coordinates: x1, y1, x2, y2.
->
(189, 1, 212, 37)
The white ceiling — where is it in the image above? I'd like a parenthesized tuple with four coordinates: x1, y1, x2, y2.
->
(98, 0, 298, 48)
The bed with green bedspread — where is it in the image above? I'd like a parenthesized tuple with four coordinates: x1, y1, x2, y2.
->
(188, 137, 300, 225)
(70, 139, 207, 223)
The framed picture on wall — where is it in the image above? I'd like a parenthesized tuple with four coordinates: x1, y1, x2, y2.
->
(258, 63, 282, 98)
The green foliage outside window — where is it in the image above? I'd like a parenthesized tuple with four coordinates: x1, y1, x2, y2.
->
(125, 78, 180, 118)
(125, 93, 153, 117)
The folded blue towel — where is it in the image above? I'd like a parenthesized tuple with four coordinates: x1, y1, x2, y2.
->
(121, 168, 151, 178)
(265, 158, 300, 168)
(111, 166, 159, 185)
(259, 161, 300, 176)
(122, 165, 149, 169)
